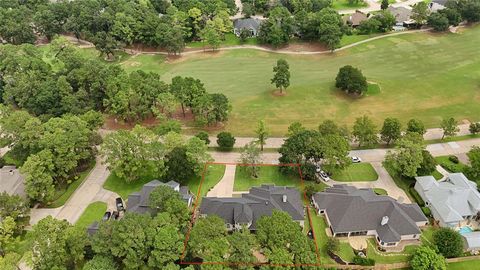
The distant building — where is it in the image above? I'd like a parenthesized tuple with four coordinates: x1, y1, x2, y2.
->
(415, 173, 480, 228)
(233, 18, 263, 37)
(344, 10, 369, 27)
(0, 166, 26, 197)
(428, 1, 446, 12)
(387, 6, 414, 27)
(199, 185, 304, 231)
(127, 180, 194, 214)
(463, 231, 480, 252)
(312, 185, 428, 248)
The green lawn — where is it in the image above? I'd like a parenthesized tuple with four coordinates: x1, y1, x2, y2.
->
(331, 163, 378, 182)
(374, 188, 388, 195)
(186, 164, 225, 201)
(46, 160, 95, 208)
(432, 169, 444, 180)
(233, 166, 301, 191)
(340, 34, 381, 47)
(447, 259, 480, 270)
(337, 241, 356, 262)
(103, 169, 160, 199)
(332, 0, 368, 10)
(308, 208, 336, 264)
(435, 156, 468, 173)
(119, 25, 480, 136)
(426, 133, 480, 144)
(366, 238, 416, 263)
(75, 202, 107, 229)
(186, 33, 258, 48)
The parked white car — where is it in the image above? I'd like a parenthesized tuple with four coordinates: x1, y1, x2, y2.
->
(351, 156, 362, 163)
(319, 170, 330, 182)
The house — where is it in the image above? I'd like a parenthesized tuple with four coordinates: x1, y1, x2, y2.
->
(344, 10, 369, 27)
(0, 166, 26, 197)
(387, 6, 415, 27)
(428, 1, 446, 12)
(127, 180, 194, 214)
(415, 173, 480, 228)
(233, 18, 263, 37)
(431, 0, 449, 7)
(462, 231, 480, 253)
(312, 185, 428, 248)
(199, 185, 304, 231)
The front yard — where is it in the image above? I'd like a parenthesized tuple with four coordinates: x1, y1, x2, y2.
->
(75, 202, 107, 229)
(331, 163, 378, 182)
(233, 166, 301, 191)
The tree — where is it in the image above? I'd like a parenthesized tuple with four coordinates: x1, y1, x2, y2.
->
(411, 246, 446, 270)
(187, 215, 229, 262)
(318, 119, 349, 138)
(326, 237, 340, 254)
(239, 142, 262, 178)
(164, 147, 195, 184)
(433, 228, 463, 258)
(411, 2, 429, 25)
(358, 18, 382, 34)
(195, 131, 211, 145)
(153, 92, 178, 119)
(255, 120, 269, 151)
(29, 216, 87, 270)
(257, 7, 294, 47)
(384, 137, 424, 178)
(170, 76, 206, 117)
(239, 28, 252, 42)
(149, 186, 190, 227)
(440, 117, 459, 139)
(287, 122, 306, 137)
(0, 192, 30, 233)
(83, 255, 118, 270)
(93, 32, 120, 60)
(227, 228, 258, 265)
(100, 125, 165, 182)
(271, 59, 291, 94)
(21, 150, 56, 203)
(381, 0, 389, 9)
(0, 216, 15, 257)
(439, 8, 462, 26)
(417, 150, 437, 176)
(428, 12, 450, 31)
(372, 10, 396, 32)
(154, 120, 182, 136)
(335, 65, 368, 95)
(352, 115, 378, 148)
(380, 118, 402, 145)
(407, 119, 426, 135)
(201, 20, 222, 51)
(317, 8, 344, 51)
(217, 132, 236, 150)
(469, 122, 480, 134)
(467, 146, 480, 180)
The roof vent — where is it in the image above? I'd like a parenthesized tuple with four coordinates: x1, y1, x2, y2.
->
(282, 195, 287, 203)
(265, 201, 269, 205)
(381, 216, 389, 226)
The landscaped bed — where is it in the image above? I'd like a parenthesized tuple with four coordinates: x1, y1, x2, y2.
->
(331, 163, 378, 182)
(233, 165, 301, 191)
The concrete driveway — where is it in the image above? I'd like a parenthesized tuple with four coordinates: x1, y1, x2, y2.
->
(207, 164, 236, 197)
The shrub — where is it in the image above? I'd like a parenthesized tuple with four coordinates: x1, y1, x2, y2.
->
(448, 155, 459, 164)
(326, 237, 340, 254)
(0, 157, 5, 168)
(195, 131, 211, 145)
(421, 207, 431, 217)
(352, 256, 375, 266)
(216, 132, 236, 150)
(469, 122, 480, 134)
(409, 187, 425, 207)
(433, 228, 464, 258)
(154, 120, 182, 135)
(335, 65, 368, 95)
(428, 12, 450, 31)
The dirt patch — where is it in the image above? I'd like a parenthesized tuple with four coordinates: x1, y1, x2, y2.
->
(271, 89, 288, 97)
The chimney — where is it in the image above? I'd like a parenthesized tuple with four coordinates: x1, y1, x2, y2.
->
(381, 216, 389, 226)
(282, 195, 287, 203)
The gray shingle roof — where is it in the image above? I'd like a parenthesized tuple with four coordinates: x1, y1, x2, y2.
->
(387, 6, 413, 23)
(127, 180, 192, 214)
(0, 166, 26, 197)
(199, 185, 304, 230)
(313, 185, 426, 243)
(233, 18, 263, 32)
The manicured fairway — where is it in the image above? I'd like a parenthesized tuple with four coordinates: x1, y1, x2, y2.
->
(331, 163, 378, 182)
(121, 26, 480, 136)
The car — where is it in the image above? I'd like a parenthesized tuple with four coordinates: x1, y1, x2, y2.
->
(116, 197, 125, 212)
(307, 230, 314, 239)
(351, 156, 362, 163)
(315, 165, 321, 173)
(111, 211, 120, 220)
(319, 170, 330, 182)
(102, 211, 112, 221)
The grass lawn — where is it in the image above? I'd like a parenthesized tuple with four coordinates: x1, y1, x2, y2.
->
(366, 238, 416, 263)
(233, 166, 301, 191)
(384, 164, 425, 205)
(340, 34, 381, 47)
(374, 188, 388, 195)
(186, 33, 258, 48)
(75, 202, 107, 229)
(186, 164, 225, 201)
(331, 163, 378, 182)
(308, 208, 336, 264)
(426, 133, 480, 144)
(46, 160, 95, 208)
(435, 156, 469, 173)
(432, 169, 444, 180)
(447, 260, 480, 270)
(2, 151, 26, 167)
(103, 169, 160, 199)
(337, 241, 356, 262)
(119, 25, 480, 136)
(332, 0, 368, 10)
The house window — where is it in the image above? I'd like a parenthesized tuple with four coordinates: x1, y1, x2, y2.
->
(387, 242, 396, 246)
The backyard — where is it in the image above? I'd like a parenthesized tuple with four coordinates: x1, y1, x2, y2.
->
(331, 163, 378, 182)
(118, 25, 480, 136)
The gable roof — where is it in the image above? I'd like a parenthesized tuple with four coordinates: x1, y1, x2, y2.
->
(233, 18, 263, 31)
(345, 10, 368, 26)
(387, 6, 413, 23)
(415, 173, 480, 224)
(463, 231, 480, 249)
(432, 0, 449, 6)
(0, 166, 26, 197)
(127, 179, 192, 214)
(313, 185, 427, 243)
(199, 185, 304, 230)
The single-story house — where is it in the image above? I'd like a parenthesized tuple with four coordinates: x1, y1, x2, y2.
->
(428, 1, 446, 12)
(0, 166, 26, 197)
(463, 231, 480, 252)
(344, 10, 369, 27)
(312, 185, 428, 248)
(199, 185, 304, 231)
(233, 18, 263, 37)
(415, 173, 480, 228)
(431, 0, 449, 6)
(387, 6, 415, 26)
(127, 180, 194, 214)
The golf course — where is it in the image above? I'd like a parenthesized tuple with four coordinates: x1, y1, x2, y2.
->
(120, 25, 480, 136)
